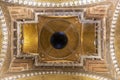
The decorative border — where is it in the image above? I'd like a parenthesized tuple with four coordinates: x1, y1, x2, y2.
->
(15, 11, 103, 67)
(110, 0, 120, 75)
(2, 0, 106, 7)
(1, 71, 112, 80)
(0, 7, 8, 70)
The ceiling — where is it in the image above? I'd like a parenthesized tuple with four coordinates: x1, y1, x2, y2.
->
(0, 0, 120, 80)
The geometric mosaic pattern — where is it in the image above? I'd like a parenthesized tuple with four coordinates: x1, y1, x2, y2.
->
(0, 0, 120, 80)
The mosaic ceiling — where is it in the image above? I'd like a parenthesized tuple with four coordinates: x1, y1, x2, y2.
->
(0, 0, 120, 80)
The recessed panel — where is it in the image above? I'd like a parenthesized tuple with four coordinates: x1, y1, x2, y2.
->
(82, 23, 96, 55)
(39, 19, 79, 60)
(22, 23, 38, 53)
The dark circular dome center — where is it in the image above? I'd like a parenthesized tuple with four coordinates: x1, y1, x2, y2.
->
(50, 32, 68, 49)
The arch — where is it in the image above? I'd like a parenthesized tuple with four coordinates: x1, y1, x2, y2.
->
(1, 71, 111, 80)
(0, 7, 8, 71)
(1, 0, 106, 7)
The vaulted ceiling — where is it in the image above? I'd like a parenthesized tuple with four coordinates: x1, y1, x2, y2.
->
(0, 0, 120, 80)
